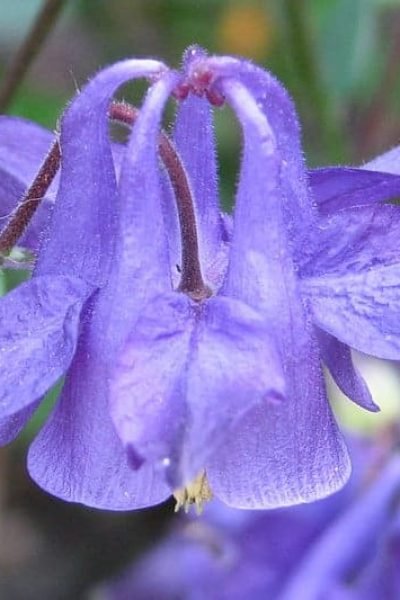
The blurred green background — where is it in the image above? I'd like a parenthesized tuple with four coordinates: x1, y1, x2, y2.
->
(3, 0, 400, 161)
(1, 1, 400, 598)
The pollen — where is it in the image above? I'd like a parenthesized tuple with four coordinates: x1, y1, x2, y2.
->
(173, 470, 213, 515)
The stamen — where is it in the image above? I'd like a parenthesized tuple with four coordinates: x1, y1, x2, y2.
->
(173, 470, 213, 515)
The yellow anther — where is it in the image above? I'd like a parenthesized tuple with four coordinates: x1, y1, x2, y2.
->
(173, 470, 213, 515)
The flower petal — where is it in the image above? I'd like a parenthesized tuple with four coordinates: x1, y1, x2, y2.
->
(207, 347, 350, 509)
(185, 295, 285, 481)
(110, 292, 285, 488)
(0, 117, 57, 252)
(0, 274, 92, 417)
(202, 74, 350, 507)
(158, 173, 180, 288)
(206, 55, 315, 236)
(28, 322, 170, 510)
(309, 167, 400, 214)
(0, 401, 40, 445)
(173, 93, 224, 270)
(0, 68, 153, 432)
(28, 63, 176, 509)
(35, 58, 167, 285)
(101, 71, 180, 346)
(365, 144, 400, 175)
(300, 204, 400, 278)
(303, 264, 400, 359)
(317, 329, 378, 412)
(0, 116, 54, 186)
(109, 293, 191, 481)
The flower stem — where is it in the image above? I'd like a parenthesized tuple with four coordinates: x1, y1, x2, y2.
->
(0, 139, 60, 254)
(110, 102, 209, 301)
(159, 134, 209, 300)
(0, 0, 67, 113)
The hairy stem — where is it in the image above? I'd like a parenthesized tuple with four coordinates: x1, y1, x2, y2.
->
(110, 102, 208, 300)
(0, 139, 60, 254)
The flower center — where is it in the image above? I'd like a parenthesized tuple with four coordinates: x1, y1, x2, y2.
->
(173, 46, 225, 107)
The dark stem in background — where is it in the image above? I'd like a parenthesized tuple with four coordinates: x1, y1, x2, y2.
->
(0, 101, 209, 301)
(282, 0, 346, 163)
(0, 0, 68, 113)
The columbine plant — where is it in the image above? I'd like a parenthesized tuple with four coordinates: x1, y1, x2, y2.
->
(0, 46, 400, 511)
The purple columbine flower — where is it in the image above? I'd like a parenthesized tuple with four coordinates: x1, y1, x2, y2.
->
(0, 47, 400, 510)
(104, 436, 400, 600)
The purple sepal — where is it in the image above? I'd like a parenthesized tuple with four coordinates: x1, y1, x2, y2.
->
(0, 275, 93, 417)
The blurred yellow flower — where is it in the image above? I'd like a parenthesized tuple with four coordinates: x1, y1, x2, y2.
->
(217, 4, 274, 60)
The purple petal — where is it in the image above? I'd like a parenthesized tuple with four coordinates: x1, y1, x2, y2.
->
(35, 58, 167, 285)
(28, 64, 175, 509)
(309, 167, 400, 214)
(206, 55, 315, 235)
(0, 401, 40, 445)
(0, 275, 92, 417)
(205, 59, 314, 309)
(300, 204, 400, 278)
(116, 71, 179, 286)
(202, 75, 350, 508)
(185, 295, 285, 482)
(101, 71, 180, 343)
(109, 293, 190, 480)
(218, 78, 291, 309)
(303, 264, 400, 359)
(0, 169, 27, 219)
(317, 329, 378, 412)
(352, 514, 400, 600)
(0, 116, 54, 185)
(173, 93, 224, 269)
(207, 349, 350, 509)
(364, 144, 400, 175)
(280, 455, 400, 600)
(0, 117, 57, 252)
(28, 320, 170, 510)
(159, 173, 181, 288)
(108, 532, 219, 600)
(110, 293, 285, 487)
